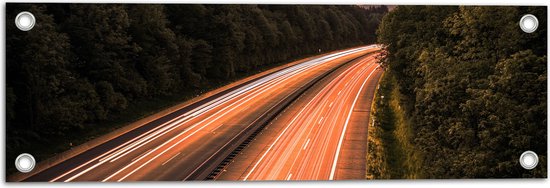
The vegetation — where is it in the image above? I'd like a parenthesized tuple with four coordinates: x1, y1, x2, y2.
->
(367, 73, 422, 179)
(6, 4, 387, 171)
(374, 6, 547, 178)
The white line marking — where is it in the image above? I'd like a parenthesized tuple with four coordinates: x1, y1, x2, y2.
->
(132, 149, 152, 162)
(303, 139, 310, 150)
(56, 46, 375, 182)
(51, 112, 196, 181)
(112, 59, 327, 181)
(286, 173, 292, 180)
(97, 46, 343, 164)
(329, 64, 380, 180)
(107, 63, 306, 163)
(211, 124, 224, 133)
(110, 82, 283, 181)
(162, 152, 181, 166)
(329, 102, 333, 108)
(242, 87, 327, 181)
(318, 117, 324, 124)
(243, 51, 378, 181)
(100, 63, 306, 181)
(182, 84, 299, 181)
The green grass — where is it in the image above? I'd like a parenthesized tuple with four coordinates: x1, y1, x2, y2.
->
(366, 73, 422, 179)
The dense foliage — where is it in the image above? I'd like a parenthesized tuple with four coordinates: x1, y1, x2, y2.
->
(377, 6, 547, 178)
(6, 4, 387, 165)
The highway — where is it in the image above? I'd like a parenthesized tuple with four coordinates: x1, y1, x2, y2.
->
(219, 52, 382, 180)
(21, 46, 379, 182)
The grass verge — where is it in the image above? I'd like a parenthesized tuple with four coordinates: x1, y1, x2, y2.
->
(366, 72, 422, 179)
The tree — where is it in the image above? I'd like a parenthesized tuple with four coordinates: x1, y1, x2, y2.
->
(376, 5, 547, 178)
(6, 5, 102, 158)
(128, 5, 181, 95)
(64, 4, 146, 101)
(6, 4, 387, 170)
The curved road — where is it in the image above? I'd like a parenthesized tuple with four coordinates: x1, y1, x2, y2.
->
(19, 46, 379, 182)
(219, 53, 382, 180)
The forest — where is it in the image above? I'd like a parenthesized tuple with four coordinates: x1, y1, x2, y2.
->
(5, 4, 387, 168)
(375, 6, 547, 178)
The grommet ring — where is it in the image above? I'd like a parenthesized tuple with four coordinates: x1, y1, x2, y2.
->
(15, 11, 36, 31)
(519, 14, 538, 33)
(15, 153, 36, 173)
(519, 151, 538, 170)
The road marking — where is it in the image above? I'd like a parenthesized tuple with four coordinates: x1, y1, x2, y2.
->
(180, 47, 367, 118)
(242, 51, 378, 181)
(132, 149, 152, 162)
(303, 139, 310, 150)
(329, 102, 333, 107)
(318, 117, 324, 124)
(182, 84, 302, 181)
(52, 107, 199, 181)
(103, 86, 277, 181)
(329, 64, 380, 180)
(243, 76, 335, 180)
(110, 58, 328, 182)
(240, 106, 250, 112)
(106, 67, 299, 163)
(111, 83, 282, 181)
(286, 173, 292, 180)
(162, 152, 181, 166)
(99, 49, 331, 165)
(58, 114, 195, 182)
(53, 46, 375, 182)
(284, 57, 376, 180)
(337, 90, 341, 96)
(211, 124, 224, 133)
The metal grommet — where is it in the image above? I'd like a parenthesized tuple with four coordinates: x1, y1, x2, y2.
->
(519, 151, 538, 170)
(15, 153, 36, 173)
(519, 14, 538, 33)
(15, 11, 36, 31)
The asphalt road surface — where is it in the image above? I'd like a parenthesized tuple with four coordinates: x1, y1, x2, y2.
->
(218, 53, 383, 180)
(21, 46, 379, 182)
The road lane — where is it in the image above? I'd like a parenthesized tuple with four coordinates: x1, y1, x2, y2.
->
(218, 53, 382, 180)
(21, 45, 379, 182)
